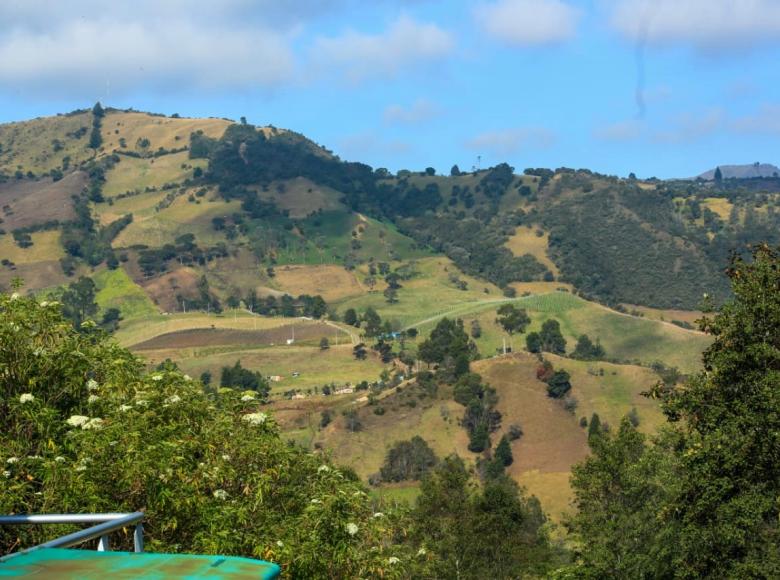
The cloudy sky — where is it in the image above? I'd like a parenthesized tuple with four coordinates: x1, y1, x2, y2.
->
(1, 0, 779, 177)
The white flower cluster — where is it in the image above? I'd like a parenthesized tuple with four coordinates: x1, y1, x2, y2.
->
(87, 379, 99, 391)
(165, 395, 182, 404)
(119, 404, 133, 412)
(388, 557, 400, 565)
(346, 522, 359, 536)
(88, 395, 100, 404)
(213, 489, 229, 500)
(317, 464, 330, 473)
(6, 457, 19, 464)
(151, 374, 163, 382)
(242, 412, 267, 425)
(19, 393, 34, 404)
(240, 393, 256, 402)
(66, 415, 103, 430)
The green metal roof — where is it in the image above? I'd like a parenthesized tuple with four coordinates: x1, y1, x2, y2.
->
(0, 547, 280, 579)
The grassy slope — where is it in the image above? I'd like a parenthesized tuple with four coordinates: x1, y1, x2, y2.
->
(0, 231, 64, 264)
(93, 267, 158, 319)
(0, 112, 94, 174)
(505, 224, 559, 277)
(100, 151, 206, 198)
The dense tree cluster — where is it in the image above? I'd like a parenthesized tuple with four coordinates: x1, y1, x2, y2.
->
(567, 245, 780, 577)
(379, 436, 438, 483)
(220, 360, 270, 399)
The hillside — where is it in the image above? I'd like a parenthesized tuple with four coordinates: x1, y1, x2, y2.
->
(0, 106, 761, 522)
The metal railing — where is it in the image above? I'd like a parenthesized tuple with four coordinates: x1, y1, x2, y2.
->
(0, 512, 145, 562)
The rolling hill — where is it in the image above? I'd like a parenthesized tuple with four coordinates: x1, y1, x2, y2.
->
(1, 105, 768, 522)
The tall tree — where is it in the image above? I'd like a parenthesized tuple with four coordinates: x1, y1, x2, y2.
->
(655, 244, 780, 577)
(540, 319, 566, 354)
(495, 304, 531, 335)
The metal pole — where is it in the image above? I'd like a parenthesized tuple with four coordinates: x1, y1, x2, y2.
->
(134, 523, 144, 553)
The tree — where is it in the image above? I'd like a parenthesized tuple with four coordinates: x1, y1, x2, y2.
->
(383, 286, 398, 304)
(470, 319, 482, 338)
(363, 307, 382, 337)
(494, 435, 513, 467)
(352, 343, 367, 360)
(526, 332, 542, 353)
(418, 318, 475, 369)
(89, 126, 102, 149)
(220, 361, 270, 399)
(572, 334, 605, 360)
(343, 308, 359, 327)
(540, 319, 566, 354)
(587, 412, 602, 441)
(92, 101, 105, 118)
(546, 370, 572, 399)
(450, 164, 461, 177)
(714, 166, 723, 183)
(379, 436, 438, 482)
(568, 418, 673, 579)
(411, 456, 553, 579)
(60, 276, 98, 329)
(319, 337, 330, 351)
(653, 244, 780, 576)
(200, 371, 212, 386)
(495, 304, 530, 335)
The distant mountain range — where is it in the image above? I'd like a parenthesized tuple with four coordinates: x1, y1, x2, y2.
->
(698, 163, 780, 180)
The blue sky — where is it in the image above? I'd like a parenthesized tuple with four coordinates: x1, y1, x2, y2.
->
(1, 0, 779, 178)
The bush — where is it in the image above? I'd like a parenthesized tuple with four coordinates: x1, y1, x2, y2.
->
(0, 292, 414, 576)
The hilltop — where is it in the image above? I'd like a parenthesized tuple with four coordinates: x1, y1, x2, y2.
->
(698, 162, 780, 180)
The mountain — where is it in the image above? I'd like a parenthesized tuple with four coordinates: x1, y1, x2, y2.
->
(2, 105, 752, 524)
(698, 162, 780, 180)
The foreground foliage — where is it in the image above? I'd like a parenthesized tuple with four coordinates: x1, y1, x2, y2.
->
(566, 245, 780, 578)
(0, 293, 417, 578)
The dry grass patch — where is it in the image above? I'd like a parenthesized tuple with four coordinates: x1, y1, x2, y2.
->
(0, 231, 63, 264)
(273, 264, 365, 302)
(505, 225, 559, 276)
(702, 197, 733, 220)
(102, 112, 230, 152)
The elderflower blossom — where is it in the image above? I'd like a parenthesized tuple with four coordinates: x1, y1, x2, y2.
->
(135, 399, 149, 407)
(276, 541, 284, 548)
(310, 499, 321, 504)
(87, 379, 99, 391)
(88, 395, 100, 404)
(119, 404, 133, 412)
(166, 395, 182, 404)
(10, 292, 19, 300)
(3, 471, 10, 478)
(39, 301, 49, 307)
(242, 412, 267, 425)
(183, 375, 192, 382)
(151, 374, 163, 382)
(317, 465, 330, 473)
(6, 457, 19, 464)
(19, 393, 34, 404)
(388, 557, 400, 565)
(213, 489, 229, 500)
(81, 418, 103, 431)
(346, 523, 358, 536)
(240, 393, 256, 402)
(373, 512, 384, 518)
(221, 454, 231, 461)
(55, 456, 65, 463)
(66, 415, 90, 428)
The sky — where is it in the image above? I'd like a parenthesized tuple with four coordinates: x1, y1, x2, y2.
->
(0, 0, 779, 178)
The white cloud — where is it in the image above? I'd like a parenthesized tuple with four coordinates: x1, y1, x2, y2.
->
(475, 0, 580, 46)
(0, 2, 299, 96)
(594, 120, 644, 142)
(608, 0, 780, 50)
(731, 104, 780, 135)
(465, 127, 556, 155)
(651, 108, 725, 143)
(311, 16, 454, 82)
(383, 99, 440, 124)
